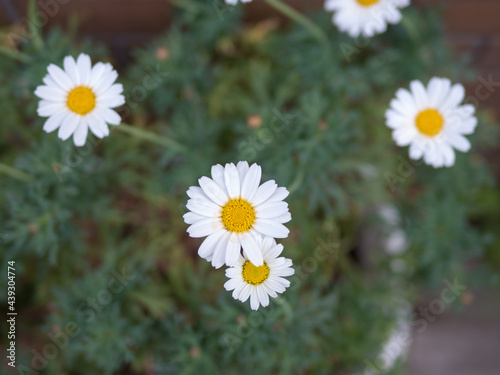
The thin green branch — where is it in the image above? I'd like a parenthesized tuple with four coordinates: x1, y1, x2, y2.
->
(115, 123, 186, 152)
(0, 45, 30, 63)
(166, 0, 201, 12)
(28, 0, 44, 50)
(263, 0, 327, 42)
(0, 163, 33, 182)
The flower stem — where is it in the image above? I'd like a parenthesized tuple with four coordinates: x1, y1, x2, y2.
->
(0, 46, 30, 63)
(0, 163, 33, 182)
(115, 123, 186, 152)
(28, 0, 44, 51)
(263, 0, 327, 42)
(288, 164, 305, 195)
(166, 0, 201, 12)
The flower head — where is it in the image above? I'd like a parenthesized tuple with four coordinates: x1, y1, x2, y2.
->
(224, 236, 294, 310)
(183, 161, 291, 268)
(386, 78, 477, 168)
(34, 53, 125, 146)
(325, 0, 410, 38)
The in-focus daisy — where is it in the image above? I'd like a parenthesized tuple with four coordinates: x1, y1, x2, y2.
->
(183, 161, 291, 268)
(325, 0, 410, 38)
(34, 53, 125, 146)
(224, 236, 294, 310)
(385, 78, 477, 168)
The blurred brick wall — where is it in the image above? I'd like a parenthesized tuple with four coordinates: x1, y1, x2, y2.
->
(1, 0, 499, 118)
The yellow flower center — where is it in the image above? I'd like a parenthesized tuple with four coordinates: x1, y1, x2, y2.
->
(242, 260, 270, 285)
(220, 197, 256, 233)
(66, 86, 96, 115)
(356, 0, 380, 7)
(415, 109, 444, 137)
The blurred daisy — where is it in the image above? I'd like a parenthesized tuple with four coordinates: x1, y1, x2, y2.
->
(225, 0, 252, 4)
(34, 53, 125, 146)
(325, 0, 410, 38)
(183, 161, 291, 268)
(386, 78, 477, 168)
(224, 236, 294, 310)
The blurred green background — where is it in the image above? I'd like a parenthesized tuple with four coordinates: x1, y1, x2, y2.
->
(1, 1, 499, 374)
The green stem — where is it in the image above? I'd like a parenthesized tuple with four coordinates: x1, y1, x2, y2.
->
(28, 0, 44, 50)
(263, 0, 327, 42)
(115, 123, 186, 152)
(0, 46, 30, 63)
(166, 0, 201, 12)
(0, 163, 33, 182)
(288, 164, 305, 195)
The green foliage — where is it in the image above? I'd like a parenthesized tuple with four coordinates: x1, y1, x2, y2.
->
(0, 1, 498, 374)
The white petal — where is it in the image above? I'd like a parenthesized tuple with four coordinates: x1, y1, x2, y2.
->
(224, 278, 241, 292)
(87, 113, 105, 138)
(43, 111, 69, 133)
(447, 134, 471, 152)
(238, 284, 252, 302)
(34, 85, 66, 102)
(241, 233, 264, 266)
(58, 113, 80, 140)
(266, 244, 284, 260)
(393, 88, 417, 115)
(257, 287, 269, 307)
(267, 187, 289, 203)
(186, 186, 208, 200)
(224, 163, 241, 198)
(252, 180, 277, 206)
(410, 80, 428, 109)
(273, 212, 291, 224)
(212, 231, 230, 269)
(47, 64, 74, 91)
(254, 219, 290, 239)
(186, 198, 220, 217)
(76, 53, 92, 85)
(73, 120, 88, 146)
(187, 218, 221, 238)
(64, 56, 79, 85)
(94, 70, 119, 96)
(409, 141, 424, 160)
(250, 290, 260, 310)
(100, 108, 121, 125)
(183, 212, 205, 225)
(427, 77, 450, 107)
(256, 201, 288, 219)
(211, 164, 228, 195)
(440, 83, 465, 112)
(236, 161, 249, 186)
(199, 176, 228, 206)
(440, 142, 456, 167)
(241, 163, 262, 201)
(198, 230, 225, 260)
(37, 101, 64, 117)
(98, 94, 125, 108)
(393, 127, 416, 146)
(88, 62, 107, 87)
(266, 278, 286, 293)
(225, 233, 241, 266)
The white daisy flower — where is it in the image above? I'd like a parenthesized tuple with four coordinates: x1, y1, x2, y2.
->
(325, 0, 410, 38)
(183, 161, 291, 268)
(224, 236, 294, 310)
(34, 53, 125, 146)
(385, 78, 477, 168)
